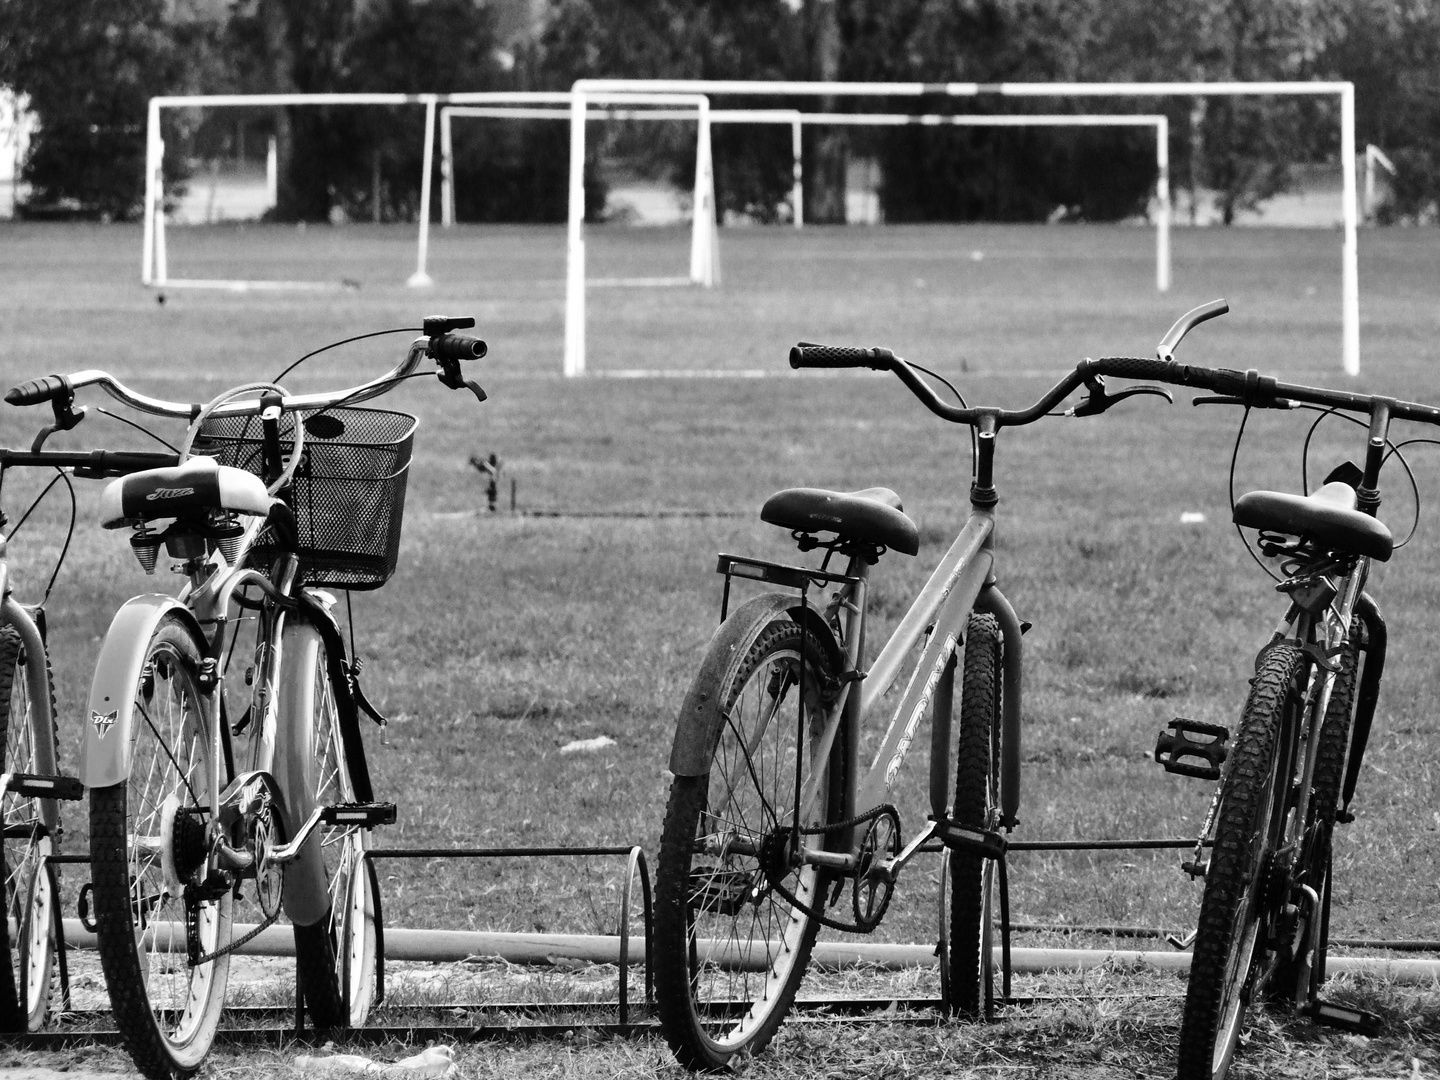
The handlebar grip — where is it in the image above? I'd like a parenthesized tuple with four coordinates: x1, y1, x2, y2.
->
(789, 343, 893, 370)
(431, 333, 487, 362)
(1094, 358, 1279, 405)
(5, 375, 69, 407)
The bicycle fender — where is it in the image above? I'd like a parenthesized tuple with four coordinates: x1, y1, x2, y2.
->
(81, 595, 205, 788)
(668, 592, 843, 778)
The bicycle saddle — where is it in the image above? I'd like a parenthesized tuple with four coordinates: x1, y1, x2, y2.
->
(1232, 481, 1393, 562)
(761, 487, 920, 556)
(99, 455, 274, 529)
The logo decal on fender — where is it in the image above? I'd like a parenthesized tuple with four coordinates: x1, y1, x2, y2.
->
(91, 710, 118, 739)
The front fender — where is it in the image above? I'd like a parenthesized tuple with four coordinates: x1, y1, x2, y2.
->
(668, 592, 843, 777)
(81, 595, 205, 789)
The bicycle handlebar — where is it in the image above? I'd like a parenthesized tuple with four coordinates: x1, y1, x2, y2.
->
(792, 299, 1440, 431)
(4, 322, 487, 420)
(0, 448, 180, 478)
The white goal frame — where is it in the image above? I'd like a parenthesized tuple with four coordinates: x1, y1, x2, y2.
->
(552, 106, 1173, 375)
(446, 107, 1169, 279)
(141, 91, 603, 291)
(572, 79, 1362, 376)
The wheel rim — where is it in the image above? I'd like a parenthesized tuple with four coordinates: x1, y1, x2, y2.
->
(2, 649, 51, 1028)
(19, 841, 54, 1029)
(1210, 768, 1282, 1075)
(684, 644, 828, 1050)
(127, 640, 225, 1049)
(311, 658, 371, 1026)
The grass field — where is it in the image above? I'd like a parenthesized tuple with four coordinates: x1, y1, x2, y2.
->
(1, 219, 1439, 1077)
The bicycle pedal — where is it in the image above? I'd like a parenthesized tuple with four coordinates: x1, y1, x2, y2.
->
(1307, 999, 1384, 1036)
(2, 772, 84, 801)
(320, 802, 397, 828)
(1155, 718, 1229, 780)
(934, 820, 1007, 860)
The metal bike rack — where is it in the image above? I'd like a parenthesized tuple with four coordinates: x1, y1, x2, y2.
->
(361, 843, 655, 1025)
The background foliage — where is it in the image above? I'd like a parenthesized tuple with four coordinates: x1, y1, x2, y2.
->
(1, 0, 1437, 224)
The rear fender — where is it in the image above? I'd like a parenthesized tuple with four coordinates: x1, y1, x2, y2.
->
(668, 592, 843, 777)
(81, 595, 205, 788)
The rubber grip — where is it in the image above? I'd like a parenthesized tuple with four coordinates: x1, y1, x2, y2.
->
(789, 343, 891, 370)
(1095, 359, 1266, 399)
(5, 375, 68, 406)
(432, 333, 487, 362)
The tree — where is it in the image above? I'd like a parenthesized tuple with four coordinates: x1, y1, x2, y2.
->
(0, 0, 224, 219)
(535, 0, 803, 222)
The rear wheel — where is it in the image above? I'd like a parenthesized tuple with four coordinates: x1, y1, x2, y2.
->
(281, 622, 374, 1030)
(90, 617, 231, 1080)
(1177, 644, 1306, 1080)
(0, 626, 59, 1032)
(945, 613, 1002, 1019)
(654, 618, 842, 1070)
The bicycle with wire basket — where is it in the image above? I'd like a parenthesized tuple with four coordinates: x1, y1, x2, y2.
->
(5, 316, 487, 1078)
(0, 433, 177, 1032)
(649, 307, 1264, 1070)
(1119, 303, 1440, 1079)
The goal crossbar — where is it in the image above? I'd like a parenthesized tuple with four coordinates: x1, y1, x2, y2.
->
(570, 79, 1361, 375)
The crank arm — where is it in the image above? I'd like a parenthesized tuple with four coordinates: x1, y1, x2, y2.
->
(267, 801, 397, 865)
(876, 818, 942, 880)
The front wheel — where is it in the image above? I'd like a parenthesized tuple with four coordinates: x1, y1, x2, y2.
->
(945, 613, 1002, 1019)
(278, 619, 375, 1030)
(654, 618, 843, 1070)
(0, 626, 60, 1032)
(89, 617, 231, 1080)
(1177, 644, 1306, 1080)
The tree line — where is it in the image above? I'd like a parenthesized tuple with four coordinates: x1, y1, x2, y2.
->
(1, 0, 1436, 224)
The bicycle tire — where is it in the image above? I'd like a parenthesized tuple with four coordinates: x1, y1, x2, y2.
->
(90, 617, 231, 1080)
(1177, 643, 1307, 1080)
(0, 625, 59, 1032)
(654, 617, 843, 1070)
(946, 612, 1002, 1020)
(280, 620, 374, 1030)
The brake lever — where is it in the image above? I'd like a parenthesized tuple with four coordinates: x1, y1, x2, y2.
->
(436, 360, 487, 403)
(1066, 375, 1173, 418)
(30, 387, 87, 453)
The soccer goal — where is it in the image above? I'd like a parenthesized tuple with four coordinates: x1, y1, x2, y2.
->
(141, 90, 594, 291)
(572, 78, 1362, 376)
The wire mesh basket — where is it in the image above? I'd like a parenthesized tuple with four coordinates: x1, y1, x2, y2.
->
(194, 406, 418, 590)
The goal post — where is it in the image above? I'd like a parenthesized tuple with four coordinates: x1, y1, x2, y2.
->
(573, 79, 1361, 376)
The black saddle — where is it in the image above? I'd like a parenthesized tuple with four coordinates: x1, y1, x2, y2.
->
(1232, 481, 1392, 562)
(761, 487, 919, 556)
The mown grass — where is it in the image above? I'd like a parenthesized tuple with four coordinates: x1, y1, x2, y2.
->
(2, 220, 1439, 1076)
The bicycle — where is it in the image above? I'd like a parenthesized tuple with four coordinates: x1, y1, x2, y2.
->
(651, 306, 1243, 1069)
(1, 415, 180, 1030)
(1125, 310, 1440, 1078)
(5, 316, 487, 1078)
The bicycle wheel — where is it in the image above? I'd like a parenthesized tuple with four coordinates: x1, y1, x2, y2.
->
(90, 617, 231, 1080)
(280, 622, 374, 1030)
(946, 612, 1002, 1019)
(1177, 643, 1307, 1080)
(0, 626, 59, 1032)
(655, 617, 842, 1070)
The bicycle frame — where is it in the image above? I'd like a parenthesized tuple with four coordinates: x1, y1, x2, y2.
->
(803, 504, 1025, 880)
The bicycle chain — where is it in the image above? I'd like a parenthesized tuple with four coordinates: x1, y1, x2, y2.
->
(764, 803, 900, 935)
(191, 899, 281, 967)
